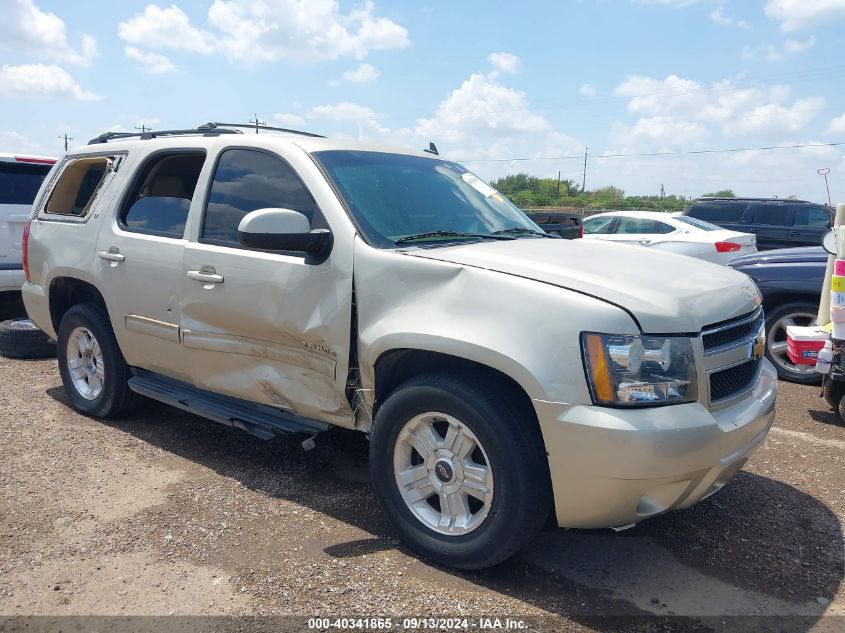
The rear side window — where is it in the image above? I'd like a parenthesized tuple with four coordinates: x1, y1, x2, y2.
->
(750, 204, 792, 226)
(201, 149, 322, 248)
(120, 152, 206, 238)
(687, 202, 745, 223)
(583, 216, 615, 234)
(616, 217, 656, 234)
(793, 205, 830, 228)
(44, 157, 110, 217)
(0, 162, 52, 205)
(654, 221, 675, 234)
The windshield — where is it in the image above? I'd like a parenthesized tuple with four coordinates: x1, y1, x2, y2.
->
(675, 215, 721, 231)
(0, 162, 52, 205)
(314, 150, 543, 248)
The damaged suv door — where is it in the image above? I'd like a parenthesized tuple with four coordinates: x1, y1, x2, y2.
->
(179, 147, 354, 426)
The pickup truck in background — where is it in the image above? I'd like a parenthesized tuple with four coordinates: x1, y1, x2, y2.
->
(1, 153, 57, 294)
(526, 211, 582, 239)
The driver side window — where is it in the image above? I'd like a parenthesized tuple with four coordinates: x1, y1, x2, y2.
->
(201, 148, 325, 248)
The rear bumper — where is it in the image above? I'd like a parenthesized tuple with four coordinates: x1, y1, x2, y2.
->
(20, 281, 55, 338)
(534, 358, 777, 529)
(0, 267, 24, 293)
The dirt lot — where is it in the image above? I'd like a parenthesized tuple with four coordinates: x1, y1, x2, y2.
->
(0, 321, 843, 631)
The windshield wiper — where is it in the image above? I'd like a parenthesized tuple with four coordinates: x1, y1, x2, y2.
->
(395, 230, 515, 244)
(491, 227, 558, 238)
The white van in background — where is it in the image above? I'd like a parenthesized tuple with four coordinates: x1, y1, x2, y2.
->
(0, 153, 56, 294)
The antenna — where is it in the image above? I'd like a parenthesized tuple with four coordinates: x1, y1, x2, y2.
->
(249, 113, 267, 134)
(423, 142, 439, 155)
(58, 133, 74, 152)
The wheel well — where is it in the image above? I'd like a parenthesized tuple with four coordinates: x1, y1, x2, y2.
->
(48, 277, 108, 334)
(373, 349, 537, 424)
(763, 292, 819, 316)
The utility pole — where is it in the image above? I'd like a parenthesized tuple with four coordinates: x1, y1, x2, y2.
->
(250, 113, 266, 134)
(556, 170, 561, 197)
(660, 184, 665, 199)
(581, 147, 588, 193)
(57, 133, 73, 152)
(819, 168, 833, 209)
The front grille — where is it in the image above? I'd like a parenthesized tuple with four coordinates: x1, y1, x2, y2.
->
(702, 309, 763, 353)
(709, 359, 760, 402)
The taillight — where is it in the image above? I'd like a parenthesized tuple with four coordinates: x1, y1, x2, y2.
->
(580, 223, 584, 238)
(22, 220, 32, 283)
(715, 241, 741, 253)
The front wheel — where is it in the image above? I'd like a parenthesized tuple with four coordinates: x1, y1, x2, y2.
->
(764, 302, 821, 385)
(57, 303, 140, 417)
(370, 373, 552, 569)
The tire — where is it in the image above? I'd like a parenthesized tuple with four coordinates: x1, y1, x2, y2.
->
(370, 373, 552, 570)
(0, 318, 56, 359)
(57, 302, 140, 418)
(824, 379, 845, 411)
(764, 302, 822, 385)
(837, 395, 845, 425)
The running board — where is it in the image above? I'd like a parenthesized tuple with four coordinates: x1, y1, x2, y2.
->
(128, 369, 329, 440)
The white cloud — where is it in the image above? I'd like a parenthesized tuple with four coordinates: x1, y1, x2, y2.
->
(0, 0, 97, 66)
(274, 112, 306, 126)
(765, 0, 845, 31)
(0, 64, 100, 101)
(580, 83, 597, 97)
(118, 4, 216, 53)
(0, 131, 43, 154)
(827, 113, 845, 135)
(342, 63, 380, 83)
(119, 1, 411, 65)
(487, 52, 521, 74)
(743, 35, 815, 61)
(124, 46, 176, 74)
(785, 36, 816, 53)
(613, 74, 823, 136)
(308, 102, 378, 121)
(709, 6, 750, 29)
(611, 116, 710, 148)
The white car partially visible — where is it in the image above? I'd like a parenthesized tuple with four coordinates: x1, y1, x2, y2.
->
(0, 153, 56, 293)
(582, 211, 757, 265)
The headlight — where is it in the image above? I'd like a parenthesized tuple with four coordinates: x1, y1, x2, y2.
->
(581, 333, 697, 406)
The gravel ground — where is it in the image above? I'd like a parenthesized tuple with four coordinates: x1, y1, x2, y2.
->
(0, 335, 843, 632)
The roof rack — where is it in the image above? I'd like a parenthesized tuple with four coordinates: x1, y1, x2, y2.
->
(696, 196, 813, 203)
(199, 122, 325, 138)
(88, 126, 242, 145)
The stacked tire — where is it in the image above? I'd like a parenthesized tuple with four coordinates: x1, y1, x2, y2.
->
(0, 318, 56, 359)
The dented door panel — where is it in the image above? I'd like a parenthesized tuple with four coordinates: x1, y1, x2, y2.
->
(179, 242, 354, 426)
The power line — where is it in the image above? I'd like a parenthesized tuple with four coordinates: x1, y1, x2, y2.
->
(454, 141, 845, 163)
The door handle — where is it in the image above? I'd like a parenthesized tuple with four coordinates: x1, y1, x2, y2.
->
(187, 270, 224, 284)
(639, 238, 651, 245)
(98, 249, 125, 265)
(788, 230, 800, 237)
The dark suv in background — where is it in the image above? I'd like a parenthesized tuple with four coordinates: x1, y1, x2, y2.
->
(684, 197, 830, 250)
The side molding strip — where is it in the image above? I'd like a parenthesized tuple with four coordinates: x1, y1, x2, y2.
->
(125, 315, 181, 342)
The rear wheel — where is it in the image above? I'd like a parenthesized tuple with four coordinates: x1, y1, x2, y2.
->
(370, 373, 552, 570)
(57, 303, 140, 417)
(765, 302, 821, 385)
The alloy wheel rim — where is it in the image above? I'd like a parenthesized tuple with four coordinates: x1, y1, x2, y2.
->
(66, 326, 104, 400)
(767, 311, 818, 376)
(393, 412, 493, 536)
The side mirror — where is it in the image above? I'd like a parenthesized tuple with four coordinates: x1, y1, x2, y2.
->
(822, 229, 839, 256)
(238, 208, 332, 263)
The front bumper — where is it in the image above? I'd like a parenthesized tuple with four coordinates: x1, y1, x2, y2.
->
(533, 358, 777, 529)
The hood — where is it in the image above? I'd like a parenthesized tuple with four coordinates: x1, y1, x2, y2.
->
(730, 246, 827, 267)
(405, 239, 761, 333)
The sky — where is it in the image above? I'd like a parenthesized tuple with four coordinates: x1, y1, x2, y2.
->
(1, 0, 845, 203)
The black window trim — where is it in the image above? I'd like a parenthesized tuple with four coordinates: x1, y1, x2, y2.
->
(117, 148, 207, 240)
(198, 145, 324, 253)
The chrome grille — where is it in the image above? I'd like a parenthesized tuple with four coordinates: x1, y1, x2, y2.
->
(702, 308, 764, 354)
(709, 359, 761, 402)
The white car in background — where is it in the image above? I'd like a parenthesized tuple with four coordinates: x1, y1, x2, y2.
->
(1, 153, 56, 293)
(582, 211, 757, 265)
